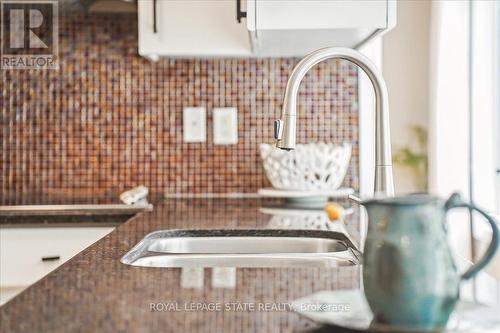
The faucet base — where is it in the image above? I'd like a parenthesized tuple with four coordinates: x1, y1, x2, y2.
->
(375, 165, 395, 197)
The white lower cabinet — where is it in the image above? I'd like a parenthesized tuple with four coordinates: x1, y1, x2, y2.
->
(0, 227, 114, 305)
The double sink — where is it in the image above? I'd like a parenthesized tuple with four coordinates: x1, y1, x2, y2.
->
(121, 229, 361, 268)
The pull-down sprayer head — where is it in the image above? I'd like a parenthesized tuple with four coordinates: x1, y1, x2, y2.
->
(273, 118, 294, 151)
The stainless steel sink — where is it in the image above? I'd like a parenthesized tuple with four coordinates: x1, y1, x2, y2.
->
(121, 229, 361, 268)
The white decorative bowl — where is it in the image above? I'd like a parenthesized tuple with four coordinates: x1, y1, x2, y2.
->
(259, 143, 351, 191)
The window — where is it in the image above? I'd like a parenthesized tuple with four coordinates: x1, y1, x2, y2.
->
(495, 3, 500, 214)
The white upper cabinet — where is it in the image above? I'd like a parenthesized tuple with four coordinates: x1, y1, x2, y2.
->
(138, 0, 396, 59)
(247, 0, 396, 56)
(138, 0, 252, 59)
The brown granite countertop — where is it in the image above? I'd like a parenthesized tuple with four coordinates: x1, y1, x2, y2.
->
(0, 199, 360, 332)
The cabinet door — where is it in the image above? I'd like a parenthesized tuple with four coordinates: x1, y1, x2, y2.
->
(138, 0, 251, 58)
(247, 0, 395, 56)
(0, 227, 113, 288)
(249, 0, 389, 31)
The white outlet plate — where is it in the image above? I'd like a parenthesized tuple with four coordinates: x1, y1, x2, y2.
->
(211, 267, 236, 288)
(213, 107, 238, 145)
(183, 107, 206, 143)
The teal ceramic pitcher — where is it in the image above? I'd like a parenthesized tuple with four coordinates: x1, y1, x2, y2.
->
(362, 192, 499, 332)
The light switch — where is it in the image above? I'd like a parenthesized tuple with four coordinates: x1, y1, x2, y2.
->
(183, 107, 206, 143)
(213, 107, 238, 145)
(181, 267, 204, 289)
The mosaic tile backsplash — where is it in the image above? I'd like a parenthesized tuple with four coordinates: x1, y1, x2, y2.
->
(0, 13, 359, 204)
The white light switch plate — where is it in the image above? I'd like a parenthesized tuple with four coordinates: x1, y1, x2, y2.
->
(183, 107, 206, 143)
(213, 107, 238, 145)
(181, 267, 204, 289)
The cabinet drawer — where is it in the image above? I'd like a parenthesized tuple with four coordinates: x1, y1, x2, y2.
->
(0, 227, 113, 288)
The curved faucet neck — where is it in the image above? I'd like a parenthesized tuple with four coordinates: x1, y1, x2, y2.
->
(275, 47, 394, 197)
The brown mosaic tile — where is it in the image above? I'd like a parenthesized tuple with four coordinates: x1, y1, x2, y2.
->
(0, 12, 359, 204)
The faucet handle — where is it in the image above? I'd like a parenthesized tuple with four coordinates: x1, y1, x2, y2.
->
(274, 119, 283, 140)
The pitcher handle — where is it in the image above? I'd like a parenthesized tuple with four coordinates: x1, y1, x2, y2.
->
(444, 192, 500, 280)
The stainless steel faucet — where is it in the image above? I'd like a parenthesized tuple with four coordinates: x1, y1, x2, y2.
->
(274, 47, 394, 197)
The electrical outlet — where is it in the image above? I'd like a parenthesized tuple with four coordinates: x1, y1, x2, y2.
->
(211, 267, 236, 288)
(213, 107, 238, 145)
(183, 107, 206, 143)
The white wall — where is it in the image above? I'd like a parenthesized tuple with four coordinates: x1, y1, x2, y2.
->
(382, 1, 431, 194)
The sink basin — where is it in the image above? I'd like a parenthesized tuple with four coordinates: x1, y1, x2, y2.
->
(121, 229, 361, 268)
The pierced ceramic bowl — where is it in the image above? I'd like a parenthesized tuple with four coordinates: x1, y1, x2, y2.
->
(259, 143, 351, 191)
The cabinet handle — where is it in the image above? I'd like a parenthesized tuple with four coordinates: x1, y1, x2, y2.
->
(236, 0, 246, 23)
(41, 255, 60, 262)
(153, 0, 158, 33)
